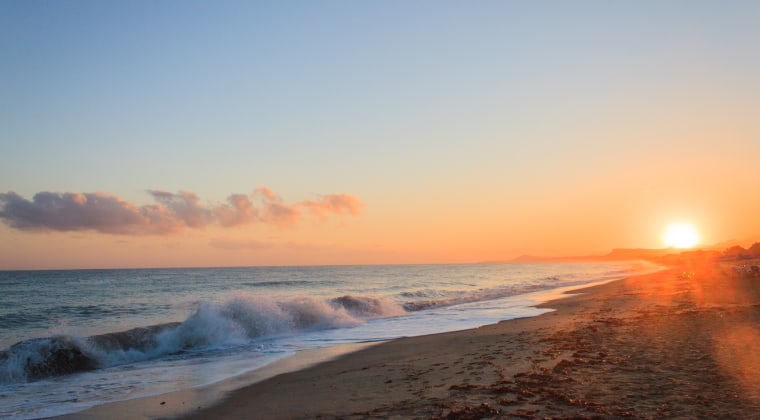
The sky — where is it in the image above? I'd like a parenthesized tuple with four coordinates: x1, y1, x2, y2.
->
(1, 0, 759, 269)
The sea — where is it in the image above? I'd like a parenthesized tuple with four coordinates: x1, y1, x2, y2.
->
(0, 261, 660, 418)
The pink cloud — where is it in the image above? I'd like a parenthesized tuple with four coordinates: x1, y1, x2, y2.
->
(149, 190, 212, 228)
(214, 194, 256, 227)
(0, 187, 362, 235)
(253, 187, 301, 227)
(0, 191, 180, 235)
(208, 238, 275, 250)
(301, 194, 363, 219)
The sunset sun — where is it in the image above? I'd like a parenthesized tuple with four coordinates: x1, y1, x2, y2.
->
(663, 222, 700, 249)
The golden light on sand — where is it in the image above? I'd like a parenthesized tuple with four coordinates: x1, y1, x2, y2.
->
(663, 222, 700, 248)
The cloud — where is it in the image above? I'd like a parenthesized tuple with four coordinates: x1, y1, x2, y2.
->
(0, 191, 180, 235)
(283, 241, 335, 251)
(0, 187, 362, 235)
(149, 190, 259, 228)
(214, 194, 256, 227)
(208, 238, 331, 252)
(148, 190, 212, 228)
(249, 188, 363, 226)
(253, 187, 302, 227)
(208, 238, 275, 250)
(301, 194, 363, 219)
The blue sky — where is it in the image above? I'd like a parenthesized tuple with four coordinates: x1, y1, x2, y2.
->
(1, 1, 759, 268)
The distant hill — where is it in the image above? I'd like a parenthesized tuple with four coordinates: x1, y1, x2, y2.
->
(507, 248, 677, 263)
(604, 248, 679, 260)
(512, 247, 725, 263)
(485, 237, 760, 265)
(704, 236, 760, 251)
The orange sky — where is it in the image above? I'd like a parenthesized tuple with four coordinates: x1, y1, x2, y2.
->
(2, 2, 759, 269)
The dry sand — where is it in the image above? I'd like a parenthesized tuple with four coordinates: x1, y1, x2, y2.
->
(68, 258, 760, 419)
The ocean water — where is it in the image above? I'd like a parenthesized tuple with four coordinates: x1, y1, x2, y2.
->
(0, 261, 660, 418)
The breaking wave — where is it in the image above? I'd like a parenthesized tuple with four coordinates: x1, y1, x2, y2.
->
(0, 293, 405, 383)
(0, 262, 659, 384)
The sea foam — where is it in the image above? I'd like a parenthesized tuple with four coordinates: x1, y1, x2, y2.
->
(0, 292, 405, 383)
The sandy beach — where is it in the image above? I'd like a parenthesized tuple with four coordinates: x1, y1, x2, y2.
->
(67, 257, 760, 419)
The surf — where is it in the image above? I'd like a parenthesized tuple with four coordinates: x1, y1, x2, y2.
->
(0, 293, 406, 383)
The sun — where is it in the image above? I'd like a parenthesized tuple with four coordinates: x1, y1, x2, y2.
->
(663, 222, 700, 248)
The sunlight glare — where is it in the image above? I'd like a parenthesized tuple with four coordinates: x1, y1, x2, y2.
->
(663, 222, 700, 248)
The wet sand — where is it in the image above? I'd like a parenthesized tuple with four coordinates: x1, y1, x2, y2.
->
(69, 258, 760, 418)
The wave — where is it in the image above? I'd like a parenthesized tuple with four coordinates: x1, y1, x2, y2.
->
(1, 262, 660, 384)
(0, 293, 405, 384)
(398, 268, 649, 312)
(0, 304, 172, 330)
(241, 280, 317, 288)
(401, 284, 550, 311)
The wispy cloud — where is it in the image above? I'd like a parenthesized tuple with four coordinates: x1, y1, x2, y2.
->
(0, 187, 362, 235)
(301, 193, 362, 220)
(208, 238, 332, 252)
(254, 187, 301, 227)
(208, 238, 275, 250)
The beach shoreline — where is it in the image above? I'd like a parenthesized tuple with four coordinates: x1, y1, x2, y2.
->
(56, 342, 381, 420)
(56, 274, 617, 420)
(63, 258, 760, 418)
